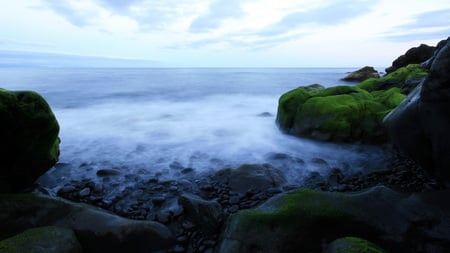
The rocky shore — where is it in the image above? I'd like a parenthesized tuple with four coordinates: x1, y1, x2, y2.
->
(1, 37, 450, 253)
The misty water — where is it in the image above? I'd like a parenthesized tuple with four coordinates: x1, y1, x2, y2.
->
(0, 68, 391, 193)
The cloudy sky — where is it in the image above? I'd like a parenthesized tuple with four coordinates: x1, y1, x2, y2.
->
(1, 0, 449, 67)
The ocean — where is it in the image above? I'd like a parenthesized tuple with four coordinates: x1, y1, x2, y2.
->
(0, 68, 390, 191)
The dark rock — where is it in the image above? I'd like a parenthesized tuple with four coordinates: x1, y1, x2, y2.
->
(0, 89, 60, 193)
(213, 164, 287, 194)
(0, 226, 82, 253)
(96, 169, 121, 177)
(178, 193, 224, 234)
(217, 186, 450, 253)
(257, 112, 273, 117)
(0, 194, 174, 253)
(341, 66, 380, 82)
(384, 38, 450, 185)
(386, 44, 435, 73)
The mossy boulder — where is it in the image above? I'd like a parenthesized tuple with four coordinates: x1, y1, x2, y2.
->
(0, 194, 174, 253)
(275, 64, 428, 143)
(325, 237, 386, 253)
(276, 85, 405, 143)
(217, 186, 450, 253)
(357, 64, 428, 93)
(0, 88, 60, 193)
(0, 226, 82, 253)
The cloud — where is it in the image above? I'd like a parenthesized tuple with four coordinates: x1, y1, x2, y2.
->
(258, 0, 376, 36)
(42, 1, 96, 27)
(385, 9, 450, 41)
(189, 0, 245, 33)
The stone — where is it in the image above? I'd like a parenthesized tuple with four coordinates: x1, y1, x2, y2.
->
(384, 38, 450, 185)
(213, 164, 287, 194)
(0, 194, 174, 253)
(341, 66, 380, 82)
(386, 44, 435, 73)
(217, 186, 450, 253)
(0, 226, 82, 253)
(178, 193, 224, 234)
(96, 169, 121, 177)
(0, 89, 60, 193)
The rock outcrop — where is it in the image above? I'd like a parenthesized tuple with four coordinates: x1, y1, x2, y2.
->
(0, 89, 60, 193)
(384, 38, 450, 185)
(341, 66, 380, 82)
(386, 44, 435, 73)
(217, 186, 450, 253)
(0, 194, 174, 253)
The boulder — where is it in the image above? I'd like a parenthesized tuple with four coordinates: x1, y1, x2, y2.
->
(276, 85, 406, 143)
(213, 164, 287, 194)
(386, 44, 435, 73)
(0, 226, 82, 253)
(179, 193, 224, 234)
(276, 63, 430, 143)
(0, 194, 174, 253)
(0, 89, 60, 193)
(341, 66, 380, 82)
(217, 186, 450, 253)
(384, 39, 450, 185)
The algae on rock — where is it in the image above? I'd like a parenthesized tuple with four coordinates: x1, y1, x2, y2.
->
(0, 88, 60, 192)
(275, 65, 426, 143)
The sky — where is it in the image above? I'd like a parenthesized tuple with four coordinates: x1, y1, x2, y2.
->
(0, 0, 449, 67)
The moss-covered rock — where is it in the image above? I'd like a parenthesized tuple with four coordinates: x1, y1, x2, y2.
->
(275, 65, 422, 143)
(277, 84, 405, 143)
(0, 194, 174, 253)
(217, 186, 450, 253)
(325, 237, 386, 253)
(0, 88, 60, 193)
(357, 64, 428, 93)
(0, 226, 82, 253)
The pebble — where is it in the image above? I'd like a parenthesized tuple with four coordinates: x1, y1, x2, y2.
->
(79, 187, 91, 197)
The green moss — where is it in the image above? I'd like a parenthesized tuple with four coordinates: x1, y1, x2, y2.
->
(0, 226, 81, 253)
(275, 67, 414, 143)
(227, 189, 381, 253)
(276, 87, 312, 129)
(0, 88, 60, 192)
(325, 237, 386, 253)
(357, 64, 428, 92)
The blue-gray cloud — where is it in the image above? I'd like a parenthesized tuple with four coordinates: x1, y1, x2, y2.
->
(95, 0, 141, 14)
(258, 0, 376, 36)
(386, 9, 450, 41)
(42, 1, 93, 27)
(189, 0, 245, 33)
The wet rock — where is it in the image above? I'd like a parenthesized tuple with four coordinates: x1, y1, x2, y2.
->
(341, 66, 380, 82)
(179, 193, 224, 234)
(0, 194, 174, 253)
(0, 89, 60, 193)
(0, 226, 82, 253)
(96, 169, 121, 177)
(258, 112, 273, 117)
(384, 38, 450, 185)
(217, 186, 450, 253)
(213, 164, 287, 194)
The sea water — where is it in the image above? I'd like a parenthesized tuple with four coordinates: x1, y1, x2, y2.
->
(0, 68, 390, 190)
